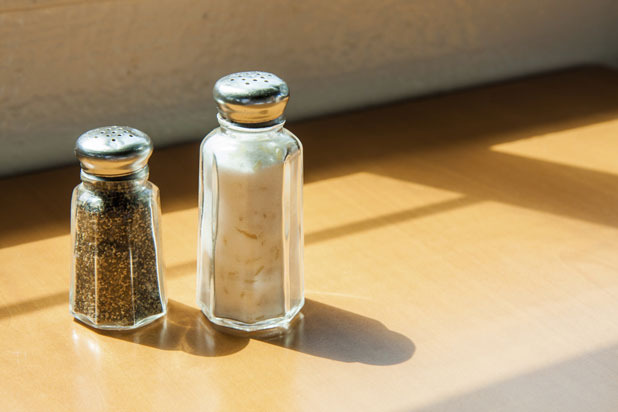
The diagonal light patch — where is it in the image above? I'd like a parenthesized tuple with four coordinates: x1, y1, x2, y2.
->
(491, 118, 618, 176)
(304, 172, 478, 245)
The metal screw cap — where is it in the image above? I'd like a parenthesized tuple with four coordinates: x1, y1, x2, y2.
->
(213, 71, 290, 127)
(75, 126, 153, 177)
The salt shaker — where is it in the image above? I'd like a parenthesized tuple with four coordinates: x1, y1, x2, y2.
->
(197, 71, 304, 332)
(70, 126, 167, 330)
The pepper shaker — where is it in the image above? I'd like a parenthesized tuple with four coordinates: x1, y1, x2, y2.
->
(197, 71, 304, 332)
(70, 126, 167, 330)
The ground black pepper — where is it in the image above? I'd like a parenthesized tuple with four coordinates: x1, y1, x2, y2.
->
(72, 179, 165, 328)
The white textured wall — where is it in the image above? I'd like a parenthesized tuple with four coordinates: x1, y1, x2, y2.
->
(1, 0, 617, 176)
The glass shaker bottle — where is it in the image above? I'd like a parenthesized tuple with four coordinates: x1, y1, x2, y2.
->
(197, 71, 304, 332)
(70, 126, 167, 330)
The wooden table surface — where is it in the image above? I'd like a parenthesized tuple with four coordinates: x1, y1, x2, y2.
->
(1, 67, 618, 412)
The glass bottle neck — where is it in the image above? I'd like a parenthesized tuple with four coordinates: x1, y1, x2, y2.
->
(217, 114, 285, 135)
(80, 166, 149, 189)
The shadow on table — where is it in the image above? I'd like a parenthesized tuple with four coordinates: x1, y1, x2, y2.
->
(263, 299, 415, 365)
(92, 299, 249, 357)
(91, 298, 414, 365)
(411, 344, 618, 412)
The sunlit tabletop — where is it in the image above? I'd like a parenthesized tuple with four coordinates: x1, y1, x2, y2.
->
(1, 67, 617, 411)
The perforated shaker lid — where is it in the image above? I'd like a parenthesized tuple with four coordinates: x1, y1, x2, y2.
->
(75, 126, 153, 177)
(213, 71, 289, 127)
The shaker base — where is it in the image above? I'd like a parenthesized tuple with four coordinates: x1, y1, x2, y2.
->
(200, 299, 304, 336)
(71, 308, 167, 331)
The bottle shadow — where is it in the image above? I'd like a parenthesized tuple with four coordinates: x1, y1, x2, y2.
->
(90, 299, 249, 357)
(88, 298, 414, 365)
(262, 299, 415, 365)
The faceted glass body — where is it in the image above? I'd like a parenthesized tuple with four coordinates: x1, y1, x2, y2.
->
(70, 172, 167, 330)
(197, 118, 304, 332)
